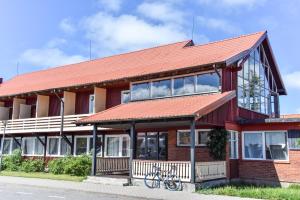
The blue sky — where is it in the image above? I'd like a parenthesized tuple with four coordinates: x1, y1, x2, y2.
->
(0, 0, 300, 114)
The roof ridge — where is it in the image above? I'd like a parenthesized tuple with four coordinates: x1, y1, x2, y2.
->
(184, 30, 267, 49)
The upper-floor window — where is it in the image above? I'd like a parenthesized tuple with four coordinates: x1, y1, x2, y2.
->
(130, 72, 220, 101)
(89, 94, 95, 114)
(237, 45, 278, 115)
(121, 90, 131, 103)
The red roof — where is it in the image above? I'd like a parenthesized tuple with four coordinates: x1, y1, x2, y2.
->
(78, 91, 236, 124)
(0, 32, 266, 97)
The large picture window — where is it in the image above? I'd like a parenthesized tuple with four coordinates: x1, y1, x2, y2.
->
(22, 137, 45, 156)
(47, 137, 72, 156)
(238, 45, 278, 115)
(75, 136, 102, 156)
(152, 79, 171, 98)
(196, 73, 219, 93)
(131, 82, 150, 100)
(173, 76, 195, 95)
(243, 132, 288, 161)
(177, 130, 210, 146)
(105, 135, 129, 157)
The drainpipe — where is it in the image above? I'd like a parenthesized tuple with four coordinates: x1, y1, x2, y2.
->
(54, 90, 64, 136)
(0, 120, 8, 171)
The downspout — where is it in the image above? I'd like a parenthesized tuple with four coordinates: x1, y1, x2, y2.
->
(0, 120, 8, 171)
(54, 90, 64, 136)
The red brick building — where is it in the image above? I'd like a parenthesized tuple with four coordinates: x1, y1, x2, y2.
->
(1, 31, 298, 186)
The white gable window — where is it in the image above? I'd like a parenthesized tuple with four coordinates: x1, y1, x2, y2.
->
(89, 94, 95, 114)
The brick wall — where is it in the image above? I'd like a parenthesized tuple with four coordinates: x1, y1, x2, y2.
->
(167, 130, 215, 162)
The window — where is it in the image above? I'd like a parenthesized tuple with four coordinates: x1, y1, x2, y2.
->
(288, 130, 300, 149)
(0, 138, 21, 155)
(22, 137, 45, 156)
(12, 138, 22, 152)
(243, 132, 288, 161)
(229, 131, 239, 159)
(47, 137, 72, 156)
(89, 94, 95, 114)
(177, 130, 209, 146)
(196, 73, 220, 93)
(75, 136, 102, 156)
(152, 79, 171, 98)
(121, 90, 130, 103)
(2, 138, 12, 154)
(131, 82, 150, 100)
(265, 132, 288, 160)
(243, 132, 264, 159)
(105, 135, 129, 157)
(173, 76, 195, 95)
(238, 45, 278, 115)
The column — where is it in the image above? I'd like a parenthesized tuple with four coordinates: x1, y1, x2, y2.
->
(91, 124, 97, 176)
(190, 119, 196, 184)
(128, 123, 136, 185)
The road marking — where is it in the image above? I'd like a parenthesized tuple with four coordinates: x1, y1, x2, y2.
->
(16, 192, 33, 195)
(48, 195, 65, 199)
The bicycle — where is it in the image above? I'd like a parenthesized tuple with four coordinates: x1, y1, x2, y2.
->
(144, 165, 182, 191)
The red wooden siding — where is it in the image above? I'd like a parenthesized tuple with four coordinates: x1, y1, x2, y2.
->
(75, 91, 92, 114)
(48, 95, 61, 116)
(106, 86, 129, 109)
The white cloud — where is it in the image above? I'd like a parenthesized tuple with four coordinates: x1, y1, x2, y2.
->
(197, 16, 242, 34)
(82, 12, 190, 56)
(97, 0, 122, 12)
(283, 71, 300, 89)
(198, 0, 265, 8)
(137, 2, 185, 24)
(46, 38, 67, 48)
(59, 18, 76, 34)
(20, 48, 87, 68)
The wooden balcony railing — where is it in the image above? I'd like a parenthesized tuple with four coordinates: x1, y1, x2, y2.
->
(0, 114, 92, 134)
(96, 157, 130, 174)
(195, 161, 227, 181)
(132, 159, 191, 182)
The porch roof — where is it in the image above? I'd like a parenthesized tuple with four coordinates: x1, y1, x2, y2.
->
(77, 91, 236, 126)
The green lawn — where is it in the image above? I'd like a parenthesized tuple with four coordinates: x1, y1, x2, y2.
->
(197, 184, 300, 200)
(0, 171, 86, 182)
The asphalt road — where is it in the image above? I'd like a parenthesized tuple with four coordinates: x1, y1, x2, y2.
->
(0, 182, 154, 200)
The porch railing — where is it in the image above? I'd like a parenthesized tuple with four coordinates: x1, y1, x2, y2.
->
(195, 161, 227, 181)
(0, 114, 92, 134)
(96, 157, 130, 174)
(132, 160, 191, 182)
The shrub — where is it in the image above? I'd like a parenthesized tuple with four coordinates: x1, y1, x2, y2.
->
(207, 128, 228, 160)
(48, 158, 66, 175)
(63, 155, 92, 176)
(2, 149, 22, 171)
(20, 159, 44, 173)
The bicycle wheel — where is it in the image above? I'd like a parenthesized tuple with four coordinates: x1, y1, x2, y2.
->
(165, 175, 182, 191)
(144, 173, 159, 189)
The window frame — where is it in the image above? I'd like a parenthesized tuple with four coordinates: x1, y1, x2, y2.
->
(176, 129, 211, 147)
(22, 137, 45, 156)
(46, 136, 71, 157)
(74, 135, 103, 156)
(121, 90, 131, 104)
(89, 94, 95, 114)
(229, 130, 239, 159)
(242, 131, 289, 161)
(104, 134, 130, 157)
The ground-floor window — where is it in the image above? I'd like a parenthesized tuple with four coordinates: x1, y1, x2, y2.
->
(74, 136, 102, 156)
(22, 137, 45, 156)
(177, 129, 210, 146)
(0, 138, 21, 155)
(47, 136, 72, 156)
(136, 132, 167, 160)
(243, 131, 288, 160)
(229, 131, 239, 159)
(288, 130, 300, 150)
(104, 135, 129, 157)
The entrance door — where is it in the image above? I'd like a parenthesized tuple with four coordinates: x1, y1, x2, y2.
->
(136, 132, 167, 160)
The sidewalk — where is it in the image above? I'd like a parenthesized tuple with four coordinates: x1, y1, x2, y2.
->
(0, 176, 256, 200)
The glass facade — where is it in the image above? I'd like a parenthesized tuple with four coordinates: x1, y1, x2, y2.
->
(238, 45, 278, 115)
(131, 72, 220, 101)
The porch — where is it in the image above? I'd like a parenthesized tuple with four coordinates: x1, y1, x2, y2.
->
(95, 157, 226, 182)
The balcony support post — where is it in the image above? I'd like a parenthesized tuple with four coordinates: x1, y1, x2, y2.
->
(91, 124, 97, 176)
(190, 118, 196, 184)
(127, 122, 136, 186)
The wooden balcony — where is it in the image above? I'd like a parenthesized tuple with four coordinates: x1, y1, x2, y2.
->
(0, 114, 93, 134)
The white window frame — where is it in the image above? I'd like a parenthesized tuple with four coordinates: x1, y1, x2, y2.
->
(121, 90, 131, 104)
(242, 131, 289, 161)
(74, 135, 103, 156)
(176, 129, 211, 147)
(1, 138, 12, 155)
(104, 134, 130, 157)
(22, 137, 45, 156)
(46, 136, 71, 157)
(229, 130, 239, 159)
(89, 94, 95, 114)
